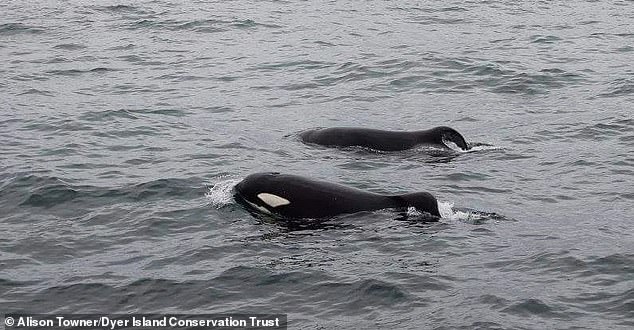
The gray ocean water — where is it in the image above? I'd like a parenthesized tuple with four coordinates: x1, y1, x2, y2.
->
(1, 0, 633, 329)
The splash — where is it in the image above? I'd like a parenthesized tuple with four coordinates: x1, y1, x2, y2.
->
(465, 142, 503, 152)
(437, 201, 499, 224)
(440, 137, 503, 153)
(205, 178, 240, 208)
(442, 138, 465, 152)
(438, 201, 473, 220)
(404, 201, 487, 221)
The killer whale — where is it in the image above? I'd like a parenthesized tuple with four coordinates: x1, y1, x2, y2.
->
(299, 126, 470, 151)
(234, 172, 440, 219)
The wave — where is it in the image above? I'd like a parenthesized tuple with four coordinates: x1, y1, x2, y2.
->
(52, 43, 86, 50)
(46, 68, 120, 76)
(126, 18, 281, 33)
(260, 56, 588, 95)
(92, 4, 136, 12)
(16, 88, 54, 96)
(0, 174, 206, 210)
(3, 266, 433, 314)
(535, 117, 634, 142)
(0, 23, 44, 35)
(598, 78, 634, 98)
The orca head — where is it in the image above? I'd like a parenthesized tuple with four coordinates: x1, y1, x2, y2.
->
(400, 192, 441, 218)
(234, 176, 292, 216)
(433, 126, 470, 151)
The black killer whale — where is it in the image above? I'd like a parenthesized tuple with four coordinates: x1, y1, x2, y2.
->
(234, 172, 441, 219)
(299, 126, 470, 151)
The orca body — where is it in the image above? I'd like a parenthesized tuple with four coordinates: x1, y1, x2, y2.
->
(234, 172, 440, 219)
(299, 126, 470, 151)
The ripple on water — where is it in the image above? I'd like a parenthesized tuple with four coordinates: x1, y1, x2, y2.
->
(17, 89, 54, 96)
(93, 5, 145, 13)
(125, 18, 282, 33)
(370, 57, 588, 95)
(599, 78, 634, 98)
(536, 117, 634, 142)
(52, 43, 87, 50)
(560, 288, 634, 326)
(501, 298, 567, 318)
(483, 251, 633, 279)
(1, 174, 207, 212)
(46, 68, 120, 76)
(0, 23, 44, 35)
(1, 267, 415, 315)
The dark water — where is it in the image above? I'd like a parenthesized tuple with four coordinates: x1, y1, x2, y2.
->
(1, 0, 633, 329)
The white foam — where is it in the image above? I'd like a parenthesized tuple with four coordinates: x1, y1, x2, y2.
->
(437, 200, 488, 223)
(205, 178, 240, 208)
(406, 206, 423, 217)
(466, 143, 503, 152)
(438, 201, 457, 219)
(442, 139, 464, 152)
(405, 202, 469, 219)
(442, 138, 503, 153)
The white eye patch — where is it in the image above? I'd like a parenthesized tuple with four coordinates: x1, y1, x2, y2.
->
(257, 193, 290, 208)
